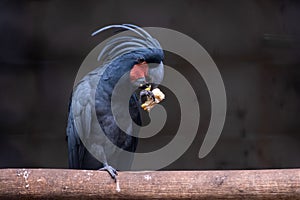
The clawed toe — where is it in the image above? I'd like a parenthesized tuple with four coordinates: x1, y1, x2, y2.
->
(99, 164, 118, 181)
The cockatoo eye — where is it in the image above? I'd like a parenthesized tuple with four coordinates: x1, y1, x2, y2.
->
(137, 58, 145, 63)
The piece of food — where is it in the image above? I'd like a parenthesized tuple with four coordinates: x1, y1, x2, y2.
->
(152, 88, 165, 102)
(140, 87, 165, 112)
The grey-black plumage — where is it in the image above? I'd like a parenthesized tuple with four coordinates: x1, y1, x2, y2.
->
(66, 24, 164, 181)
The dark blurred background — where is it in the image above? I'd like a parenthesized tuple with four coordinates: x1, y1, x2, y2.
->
(1, 0, 300, 170)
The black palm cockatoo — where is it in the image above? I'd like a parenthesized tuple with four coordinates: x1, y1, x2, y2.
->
(66, 24, 164, 181)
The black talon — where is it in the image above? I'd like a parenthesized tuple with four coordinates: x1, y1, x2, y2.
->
(139, 83, 155, 104)
(99, 164, 118, 182)
(138, 82, 151, 90)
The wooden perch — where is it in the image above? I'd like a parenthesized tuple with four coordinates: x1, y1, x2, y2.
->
(0, 168, 300, 199)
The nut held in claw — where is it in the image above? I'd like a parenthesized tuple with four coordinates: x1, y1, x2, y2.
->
(141, 87, 165, 112)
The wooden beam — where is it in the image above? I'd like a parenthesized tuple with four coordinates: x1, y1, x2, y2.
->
(0, 168, 300, 199)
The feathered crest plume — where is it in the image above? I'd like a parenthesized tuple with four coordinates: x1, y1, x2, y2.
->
(92, 24, 162, 65)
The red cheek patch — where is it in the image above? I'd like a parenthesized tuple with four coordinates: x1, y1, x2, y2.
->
(130, 61, 149, 82)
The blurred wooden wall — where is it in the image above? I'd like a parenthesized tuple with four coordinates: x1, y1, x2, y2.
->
(0, 0, 299, 169)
